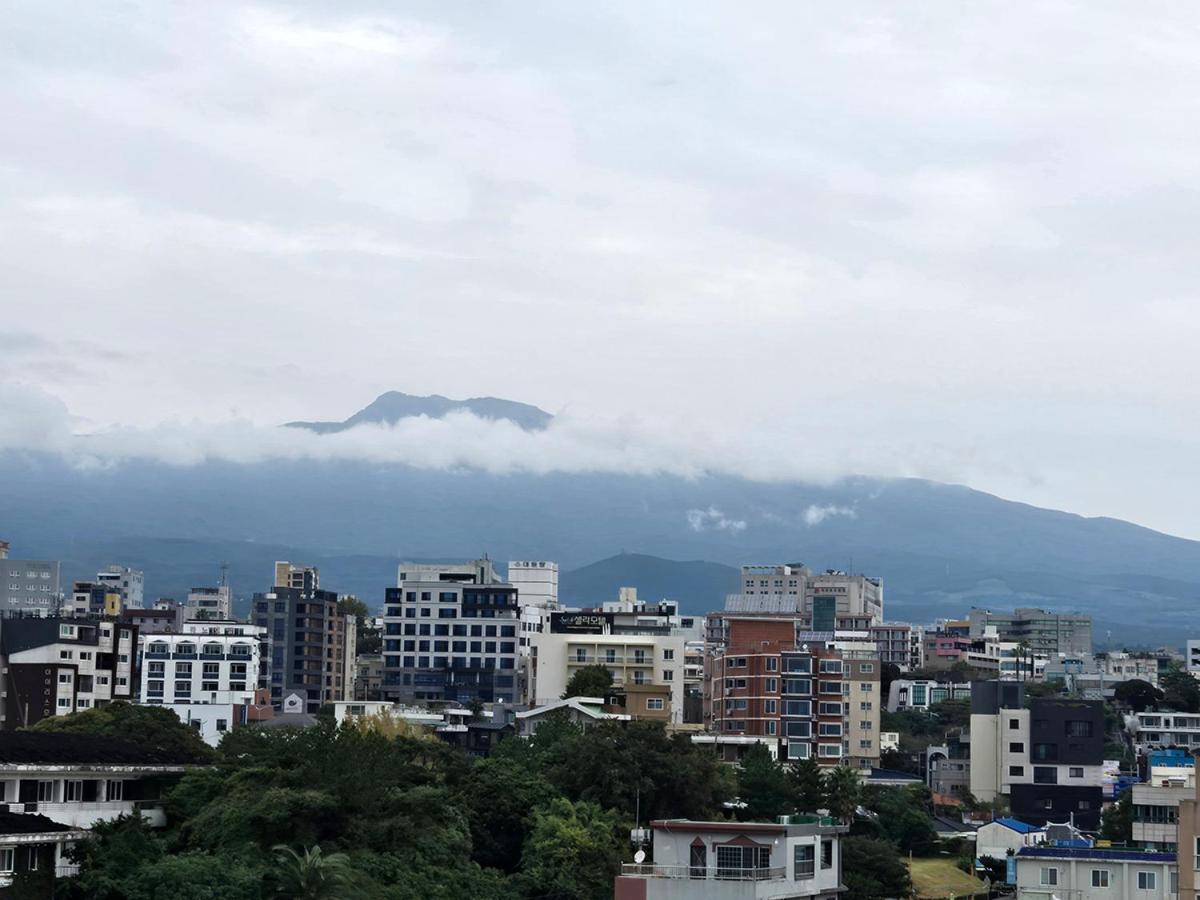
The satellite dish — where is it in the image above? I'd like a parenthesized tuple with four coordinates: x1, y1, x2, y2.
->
(634, 850, 646, 864)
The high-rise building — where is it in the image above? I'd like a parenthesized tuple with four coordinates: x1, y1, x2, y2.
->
(251, 562, 351, 713)
(728, 565, 883, 624)
(507, 561, 558, 607)
(381, 559, 520, 705)
(0, 542, 61, 615)
(96, 566, 144, 610)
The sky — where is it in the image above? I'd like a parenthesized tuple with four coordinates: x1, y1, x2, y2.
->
(1, 2, 1199, 537)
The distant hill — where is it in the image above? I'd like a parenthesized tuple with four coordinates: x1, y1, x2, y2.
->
(285, 391, 553, 433)
(559, 553, 740, 613)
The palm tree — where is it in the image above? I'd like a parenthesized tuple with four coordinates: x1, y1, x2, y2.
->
(269, 844, 355, 899)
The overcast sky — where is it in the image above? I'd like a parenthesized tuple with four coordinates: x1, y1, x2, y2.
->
(2, 2, 1198, 537)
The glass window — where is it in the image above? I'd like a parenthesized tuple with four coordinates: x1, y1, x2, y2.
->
(1137, 871, 1156, 890)
(1091, 869, 1109, 888)
(794, 844, 815, 879)
(1040, 867, 1058, 886)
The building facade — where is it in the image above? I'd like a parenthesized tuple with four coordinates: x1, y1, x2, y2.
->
(0, 544, 60, 616)
(967, 607, 1092, 656)
(1014, 846, 1176, 900)
(95, 567, 143, 610)
(140, 621, 267, 708)
(381, 560, 520, 705)
(251, 563, 351, 713)
(185, 586, 232, 621)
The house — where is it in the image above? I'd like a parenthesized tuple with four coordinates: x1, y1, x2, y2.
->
(975, 817, 1043, 863)
(1013, 846, 1176, 899)
(515, 697, 629, 738)
(615, 816, 847, 900)
(0, 811, 85, 896)
(0, 732, 207, 830)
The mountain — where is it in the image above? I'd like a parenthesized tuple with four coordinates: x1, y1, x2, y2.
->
(4, 392, 1200, 646)
(559, 553, 740, 611)
(285, 391, 553, 433)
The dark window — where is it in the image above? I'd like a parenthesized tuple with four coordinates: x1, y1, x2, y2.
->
(1033, 767, 1057, 784)
(1009, 766, 1024, 776)
(1008, 718, 1020, 730)
(1032, 743, 1058, 762)
(1009, 742, 1024, 752)
(1065, 720, 1094, 738)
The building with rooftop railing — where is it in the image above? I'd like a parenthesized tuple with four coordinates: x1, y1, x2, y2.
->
(614, 816, 847, 900)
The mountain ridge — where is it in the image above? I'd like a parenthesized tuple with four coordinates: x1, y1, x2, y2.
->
(284, 390, 553, 433)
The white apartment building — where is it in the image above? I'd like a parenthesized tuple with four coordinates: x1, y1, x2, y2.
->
(140, 621, 267, 708)
(95, 567, 143, 610)
(507, 561, 558, 607)
(0, 543, 60, 615)
(1133, 712, 1200, 753)
(1013, 846, 1177, 900)
(185, 585, 232, 620)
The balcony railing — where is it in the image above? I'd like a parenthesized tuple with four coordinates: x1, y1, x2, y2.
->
(620, 864, 786, 882)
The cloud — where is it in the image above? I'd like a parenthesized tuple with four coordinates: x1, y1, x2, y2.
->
(803, 505, 857, 527)
(686, 507, 747, 533)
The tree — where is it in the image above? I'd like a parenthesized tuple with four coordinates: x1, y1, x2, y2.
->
(879, 662, 902, 700)
(822, 765, 861, 822)
(1162, 670, 1200, 713)
(338, 596, 380, 655)
(863, 785, 938, 855)
(268, 844, 355, 899)
(841, 836, 912, 899)
(1100, 787, 1132, 843)
(1114, 679, 1163, 713)
(788, 758, 825, 813)
(518, 799, 623, 900)
(930, 698, 970, 729)
(561, 665, 613, 699)
(27, 701, 213, 761)
(458, 758, 560, 872)
(736, 743, 792, 821)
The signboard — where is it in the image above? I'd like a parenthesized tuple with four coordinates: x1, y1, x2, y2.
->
(551, 612, 612, 634)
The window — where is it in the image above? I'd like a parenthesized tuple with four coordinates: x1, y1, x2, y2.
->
(65, 780, 83, 802)
(1009, 766, 1025, 777)
(1092, 869, 1109, 888)
(663, 649, 674, 660)
(818, 659, 842, 674)
(1065, 719, 1094, 738)
(663, 670, 673, 682)
(794, 844, 815, 880)
(1040, 867, 1058, 886)
(731, 657, 747, 668)
(860, 682, 873, 692)
(1009, 718, 1020, 730)
(765, 700, 777, 714)
(1069, 767, 1084, 778)
(821, 839, 833, 869)
(766, 657, 778, 672)
(1033, 767, 1057, 785)
(216, 719, 228, 732)
(646, 698, 664, 711)
(0, 849, 12, 874)
(37, 781, 53, 802)
(106, 780, 123, 801)
(1008, 742, 1024, 753)
(1137, 871, 1156, 890)
(25, 846, 37, 871)
(766, 678, 778, 693)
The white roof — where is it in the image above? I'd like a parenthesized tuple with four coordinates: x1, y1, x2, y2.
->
(515, 696, 630, 721)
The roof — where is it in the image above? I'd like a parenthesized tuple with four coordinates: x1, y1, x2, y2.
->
(515, 697, 630, 721)
(992, 817, 1041, 835)
(0, 811, 71, 835)
(932, 815, 977, 834)
(0, 732, 207, 766)
(256, 713, 318, 729)
(866, 768, 923, 783)
(1017, 846, 1175, 863)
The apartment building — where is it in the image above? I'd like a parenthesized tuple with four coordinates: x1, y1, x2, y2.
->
(140, 620, 267, 707)
(887, 679, 972, 713)
(380, 559, 520, 705)
(95, 567, 143, 610)
(1132, 711, 1200, 753)
(926, 730, 971, 798)
(0, 618, 137, 728)
(251, 562, 351, 713)
(730, 565, 883, 625)
(1014, 846, 1177, 900)
(703, 617, 881, 768)
(1132, 751, 1194, 853)
(969, 681, 1105, 829)
(0, 543, 60, 615)
(1175, 769, 1200, 897)
(615, 816, 848, 900)
(967, 607, 1092, 656)
(185, 585, 232, 621)
(507, 560, 558, 607)
(69, 582, 122, 618)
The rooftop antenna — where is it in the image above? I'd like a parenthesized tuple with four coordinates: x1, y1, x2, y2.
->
(219, 562, 229, 588)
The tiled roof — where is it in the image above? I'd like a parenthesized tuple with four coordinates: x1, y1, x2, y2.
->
(1017, 846, 1175, 863)
(994, 817, 1041, 834)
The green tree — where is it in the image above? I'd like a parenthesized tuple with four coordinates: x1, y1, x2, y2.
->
(929, 698, 970, 729)
(1100, 787, 1133, 843)
(518, 799, 623, 900)
(1114, 679, 1163, 713)
(458, 757, 560, 872)
(268, 844, 355, 899)
(841, 836, 912, 899)
(27, 701, 213, 761)
(879, 662, 902, 700)
(736, 743, 792, 821)
(863, 785, 938, 855)
(1162, 670, 1200, 713)
(338, 596, 381, 655)
(822, 766, 861, 822)
(788, 758, 825, 813)
(561, 665, 613, 699)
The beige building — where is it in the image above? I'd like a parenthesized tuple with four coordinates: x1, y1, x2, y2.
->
(837, 642, 883, 770)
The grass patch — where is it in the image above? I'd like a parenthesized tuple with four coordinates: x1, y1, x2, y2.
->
(906, 857, 989, 899)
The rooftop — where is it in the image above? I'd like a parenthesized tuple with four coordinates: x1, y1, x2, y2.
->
(1017, 846, 1175, 863)
(993, 817, 1041, 834)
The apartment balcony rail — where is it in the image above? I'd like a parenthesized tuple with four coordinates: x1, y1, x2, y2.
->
(620, 864, 786, 882)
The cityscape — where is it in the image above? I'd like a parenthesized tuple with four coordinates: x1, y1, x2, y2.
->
(0, 540, 1198, 897)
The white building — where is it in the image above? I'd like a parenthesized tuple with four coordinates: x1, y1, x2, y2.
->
(0, 543, 60, 614)
(96, 566, 144, 610)
(1188, 640, 1200, 677)
(1013, 846, 1176, 899)
(185, 585, 232, 620)
(975, 817, 1044, 863)
(140, 621, 266, 707)
(507, 561, 558, 607)
(515, 696, 630, 737)
(1132, 711, 1200, 753)
(615, 816, 847, 900)
(729, 564, 883, 626)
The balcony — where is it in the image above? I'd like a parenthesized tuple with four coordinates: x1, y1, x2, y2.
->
(621, 864, 786, 882)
